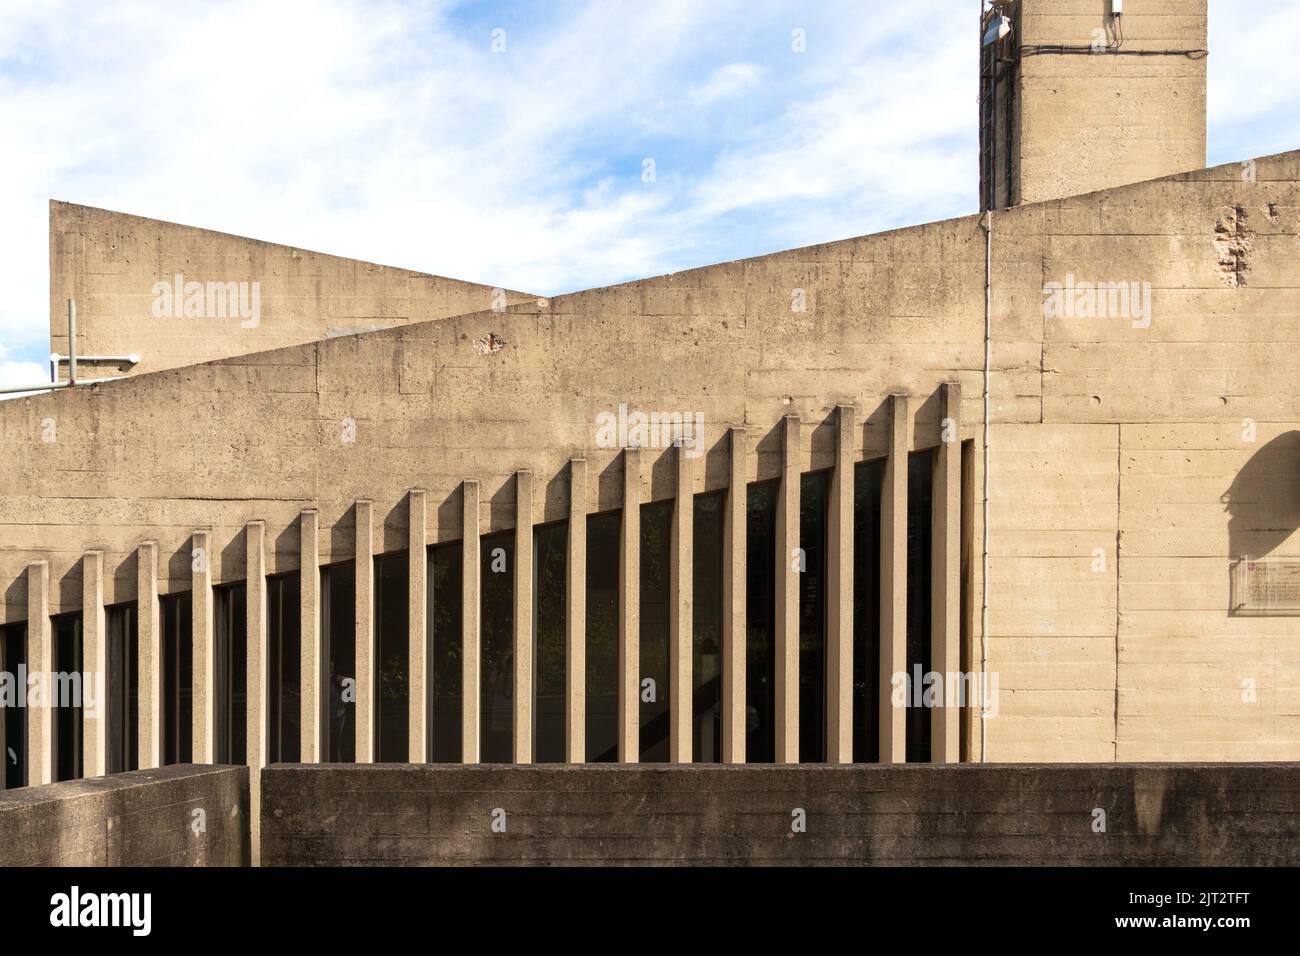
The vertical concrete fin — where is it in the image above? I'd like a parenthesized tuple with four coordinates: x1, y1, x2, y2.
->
(880, 394, 911, 763)
(299, 509, 321, 763)
(513, 470, 534, 763)
(933, 383, 962, 762)
(25, 562, 53, 786)
(722, 426, 747, 764)
(827, 405, 855, 764)
(408, 490, 428, 763)
(670, 442, 694, 763)
(461, 480, 481, 764)
(618, 447, 642, 762)
(81, 550, 106, 778)
(775, 414, 800, 763)
(566, 459, 587, 763)
(245, 520, 268, 865)
(354, 500, 374, 763)
(136, 541, 161, 770)
(191, 530, 214, 764)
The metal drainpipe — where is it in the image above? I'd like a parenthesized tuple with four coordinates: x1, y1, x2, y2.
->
(0, 299, 131, 395)
(981, 209, 993, 763)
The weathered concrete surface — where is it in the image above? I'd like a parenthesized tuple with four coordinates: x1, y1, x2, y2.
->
(261, 763, 1300, 866)
(0, 764, 247, 866)
(49, 201, 537, 379)
(990, 0, 1208, 207)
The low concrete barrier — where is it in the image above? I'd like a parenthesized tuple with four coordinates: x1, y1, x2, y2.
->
(0, 765, 248, 866)
(260, 762, 1300, 866)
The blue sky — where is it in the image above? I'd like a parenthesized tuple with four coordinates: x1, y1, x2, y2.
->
(1, 0, 1297, 387)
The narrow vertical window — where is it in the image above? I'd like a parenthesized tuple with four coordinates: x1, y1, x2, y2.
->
(639, 501, 672, 761)
(533, 522, 568, 763)
(428, 543, 463, 763)
(907, 449, 935, 763)
(374, 552, 409, 762)
(480, 533, 514, 763)
(1, 624, 27, 787)
(799, 472, 829, 763)
(215, 584, 247, 765)
(321, 562, 356, 763)
(853, 459, 885, 763)
(692, 492, 724, 762)
(107, 604, 138, 774)
(746, 480, 778, 763)
(53, 612, 83, 780)
(162, 593, 192, 765)
(267, 573, 301, 763)
(585, 511, 620, 761)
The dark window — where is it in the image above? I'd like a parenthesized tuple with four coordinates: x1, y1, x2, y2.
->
(639, 501, 671, 761)
(427, 543, 462, 763)
(533, 522, 567, 763)
(1, 624, 27, 788)
(853, 459, 885, 763)
(53, 612, 83, 780)
(799, 472, 829, 763)
(321, 562, 355, 763)
(480, 533, 514, 763)
(268, 573, 301, 763)
(162, 593, 192, 765)
(107, 604, 138, 774)
(585, 511, 620, 762)
(907, 450, 935, 763)
(215, 584, 247, 765)
(746, 480, 778, 763)
(374, 552, 409, 762)
(693, 493, 724, 762)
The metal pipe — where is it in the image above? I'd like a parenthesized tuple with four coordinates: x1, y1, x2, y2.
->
(51, 354, 140, 364)
(980, 209, 992, 763)
(0, 299, 129, 395)
(68, 299, 77, 386)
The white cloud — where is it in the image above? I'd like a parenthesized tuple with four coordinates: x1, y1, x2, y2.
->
(689, 63, 765, 107)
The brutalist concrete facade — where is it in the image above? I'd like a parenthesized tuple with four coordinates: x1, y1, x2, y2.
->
(1, 0, 1297, 865)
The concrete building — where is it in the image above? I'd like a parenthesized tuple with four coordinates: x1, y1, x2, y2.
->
(2, 0, 1298, 865)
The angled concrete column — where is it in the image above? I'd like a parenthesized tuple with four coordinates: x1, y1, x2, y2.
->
(618, 447, 641, 762)
(722, 426, 746, 764)
(354, 500, 374, 763)
(245, 520, 268, 864)
(136, 542, 161, 770)
(299, 509, 321, 762)
(462, 480, 481, 764)
(670, 443, 694, 763)
(775, 414, 800, 763)
(932, 383, 962, 763)
(565, 459, 587, 763)
(408, 489, 427, 763)
(25, 562, 52, 786)
(191, 530, 214, 764)
(81, 550, 107, 778)
(827, 405, 855, 764)
(880, 394, 911, 763)
(513, 470, 534, 763)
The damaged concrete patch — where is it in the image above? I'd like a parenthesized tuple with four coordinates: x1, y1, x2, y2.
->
(1214, 204, 1255, 287)
(473, 332, 507, 355)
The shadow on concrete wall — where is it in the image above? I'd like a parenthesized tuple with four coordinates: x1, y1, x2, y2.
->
(1222, 430, 1300, 615)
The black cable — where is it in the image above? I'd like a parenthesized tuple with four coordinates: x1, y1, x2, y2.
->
(1020, 45, 1207, 58)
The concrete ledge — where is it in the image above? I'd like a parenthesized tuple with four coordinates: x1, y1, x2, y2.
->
(0, 765, 248, 866)
(260, 763, 1300, 866)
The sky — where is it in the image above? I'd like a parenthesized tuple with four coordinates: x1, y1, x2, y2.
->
(1, 0, 1297, 388)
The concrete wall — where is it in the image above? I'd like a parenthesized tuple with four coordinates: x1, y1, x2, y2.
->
(260, 763, 1300, 865)
(0, 764, 248, 866)
(49, 201, 537, 379)
(1002, 0, 1208, 206)
(1, 149, 1297, 765)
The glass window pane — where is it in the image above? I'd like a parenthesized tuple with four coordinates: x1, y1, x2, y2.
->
(799, 472, 829, 763)
(693, 493, 724, 763)
(639, 501, 671, 762)
(268, 573, 301, 763)
(162, 593, 192, 765)
(853, 459, 885, 763)
(375, 552, 409, 762)
(907, 450, 935, 763)
(481, 533, 514, 763)
(107, 604, 138, 774)
(428, 544, 462, 763)
(53, 613, 83, 781)
(746, 481, 778, 763)
(585, 511, 620, 762)
(321, 563, 356, 763)
(533, 522, 567, 764)
(215, 584, 247, 765)
(1, 624, 27, 787)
